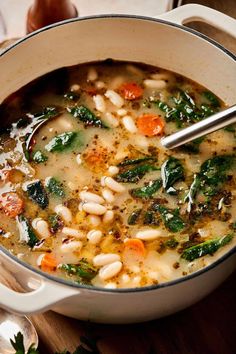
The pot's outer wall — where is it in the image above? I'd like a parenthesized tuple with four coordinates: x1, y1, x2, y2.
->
(0, 17, 235, 104)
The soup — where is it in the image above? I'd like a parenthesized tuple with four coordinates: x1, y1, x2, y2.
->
(0, 60, 235, 289)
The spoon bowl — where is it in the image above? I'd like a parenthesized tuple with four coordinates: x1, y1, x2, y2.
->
(0, 309, 38, 353)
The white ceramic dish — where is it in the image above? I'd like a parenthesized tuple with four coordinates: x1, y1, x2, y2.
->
(0, 4, 236, 324)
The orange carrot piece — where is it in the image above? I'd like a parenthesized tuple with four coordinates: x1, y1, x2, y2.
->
(137, 114, 165, 136)
(40, 254, 57, 272)
(119, 82, 143, 100)
(0, 192, 24, 218)
(124, 239, 146, 256)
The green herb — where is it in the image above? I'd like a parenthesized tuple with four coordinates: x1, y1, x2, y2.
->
(181, 234, 234, 261)
(130, 179, 162, 198)
(48, 214, 63, 233)
(32, 150, 48, 163)
(10, 332, 39, 354)
(26, 180, 49, 209)
(61, 259, 98, 284)
(45, 131, 82, 152)
(68, 105, 108, 129)
(185, 155, 235, 209)
(164, 238, 179, 249)
(161, 157, 184, 193)
(116, 164, 159, 183)
(46, 177, 65, 198)
(202, 91, 220, 108)
(224, 124, 236, 134)
(17, 215, 39, 248)
(118, 156, 156, 167)
(143, 210, 160, 226)
(153, 204, 185, 232)
(127, 208, 142, 225)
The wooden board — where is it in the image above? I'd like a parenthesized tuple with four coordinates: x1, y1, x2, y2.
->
(0, 1, 236, 353)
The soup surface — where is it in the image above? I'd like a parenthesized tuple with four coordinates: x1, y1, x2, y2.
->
(0, 60, 235, 289)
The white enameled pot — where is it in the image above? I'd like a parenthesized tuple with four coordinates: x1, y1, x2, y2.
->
(0, 4, 236, 324)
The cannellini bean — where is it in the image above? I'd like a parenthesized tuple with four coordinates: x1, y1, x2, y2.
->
(87, 67, 98, 81)
(76, 154, 82, 165)
(122, 115, 137, 133)
(82, 202, 107, 215)
(120, 273, 130, 284)
(117, 108, 127, 116)
(104, 112, 119, 128)
(104, 176, 125, 193)
(101, 188, 115, 203)
(79, 191, 105, 204)
(93, 94, 106, 113)
(103, 210, 114, 224)
(126, 64, 143, 75)
(87, 230, 103, 244)
(62, 227, 85, 239)
(105, 90, 124, 108)
(32, 218, 51, 239)
(93, 253, 121, 266)
(135, 229, 162, 241)
(150, 73, 169, 80)
(132, 275, 141, 287)
(99, 261, 122, 280)
(143, 79, 167, 89)
(87, 214, 101, 227)
(60, 240, 83, 253)
(95, 80, 105, 89)
(36, 254, 45, 266)
(55, 204, 72, 223)
(108, 165, 119, 176)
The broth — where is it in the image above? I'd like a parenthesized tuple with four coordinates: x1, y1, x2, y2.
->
(0, 60, 235, 289)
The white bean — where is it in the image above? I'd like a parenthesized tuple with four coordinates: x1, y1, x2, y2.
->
(143, 79, 167, 89)
(55, 204, 72, 223)
(150, 73, 169, 80)
(117, 108, 127, 116)
(120, 273, 130, 284)
(87, 214, 101, 227)
(103, 210, 114, 224)
(87, 67, 98, 81)
(32, 218, 51, 239)
(135, 229, 162, 241)
(122, 115, 137, 133)
(104, 282, 117, 289)
(60, 240, 83, 253)
(93, 253, 121, 266)
(76, 154, 82, 165)
(93, 94, 106, 113)
(105, 90, 124, 108)
(99, 261, 122, 280)
(79, 191, 105, 204)
(87, 230, 103, 244)
(70, 84, 80, 91)
(104, 176, 125, 193)
(101, 188, 115, 203)
(108, 166, 119, 176)
(36, 254, 45, 266)
(104, 112, 119, 128)
(62, 227, 85, 239)
(82, 202, 107, 215)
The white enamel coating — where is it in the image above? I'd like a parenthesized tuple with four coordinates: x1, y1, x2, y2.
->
(0, 4, 236, 323)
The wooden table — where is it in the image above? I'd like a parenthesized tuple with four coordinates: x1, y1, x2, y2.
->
(1, 1, 236, 353)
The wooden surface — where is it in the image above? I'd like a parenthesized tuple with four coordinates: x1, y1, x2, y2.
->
(1, 1, 236, 353)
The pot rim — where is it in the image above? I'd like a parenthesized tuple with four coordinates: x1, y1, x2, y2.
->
(0, 14, 235, 294)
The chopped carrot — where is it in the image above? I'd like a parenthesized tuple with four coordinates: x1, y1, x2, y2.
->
(0, 192, 24, 218)
(84, 86, 98, 96)
(40, 254, 57, 272)
(137, 114, 165, 136)
(124, 239, 146, 256)
(119, 82, 143, 100)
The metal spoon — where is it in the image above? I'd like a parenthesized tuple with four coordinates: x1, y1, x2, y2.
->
(161, 104, 236, 149)
(0, 308, 38, 353)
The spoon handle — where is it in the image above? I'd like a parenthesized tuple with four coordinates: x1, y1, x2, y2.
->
(161, 104, 236, 149)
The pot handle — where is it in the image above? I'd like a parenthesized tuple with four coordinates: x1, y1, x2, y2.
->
(158, 4, 236, 39)
(0, 253, 80, 315)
